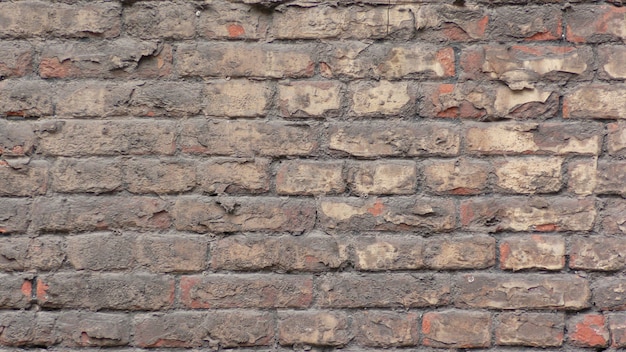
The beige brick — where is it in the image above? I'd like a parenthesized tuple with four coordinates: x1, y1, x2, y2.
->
(500, 235, 565, 271)
(425, 235, 495, 269)
(197, 158, 270, 194)
(355, 311, 419, 347)
(278, 81, 342, 117)
(124, 2, 195, 40)
(495, 157, 562, 194)
(278, 311, 352, 347)
(351, 235, 424, 271)
(347, 161, 416, 195)
(570, 236, 626, 271)
(496, 313, 565, 347)
(350, 81, 415, 116)
(0, 161, 47, 196)
(423, 159, 489, 195)
(124, 159, 196, 194)
(599, 45, 626, 79)
(568, 160, 597, 195)
(422, 310, 491, 348)
(204, 80, 271, 117)
(609, 122, 626, 155)
(276, 161, 344, 195)
(51, 158, 122, 194)
(565, 85, 626, 119)
(197, 2, 269, 40)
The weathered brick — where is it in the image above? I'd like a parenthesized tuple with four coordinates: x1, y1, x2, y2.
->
(565, 85, 626, 119)
(39, 40, 171, 79)
(567, 314, 609, 348)
(573, 161, 626, 196)
(318, 273, 450, 308)
(322, 42, 454, 79)
(0, 236, 64, 272)
(347, 161, 416, 195)
(67, 233, 133, 271)
(278, 81, 342, 118)
(124, 2, 195, 40)
(124, 159, 196, 194)
(0, 42, 32, 78)
(566, 5, 626, 43)
(500, 235, 565, 271)
(425, 235, 495, 270)
(423, 159, 489, 195)
(0, 161, 47, 196)
(592, 279, 626, 311)
(349, 81, 417, 116)
(460, 197, 595, 232)
(204, 80, 271, 117)
(36, 120, 176, 156)
(496, 313, 564, 347)
(355, 311, 419, 347)
(0, 80, 55, 117)
(180, 274, 312, 309)
(570, 236, 626, 271)
(465, 122, 602, 155)
(31, 196, 171, 233)
(0, 311, 55, 346)
(54, 81, 134, 117)
(36, 273, 174, 310)
(329, 122, 459, 157)
(567, 160, 596, 195)
(456, 274, 590, 310)
(198, 2, 269, 40)
(56, 312, 130, 347)
(490, 6, 562, 41)
(422, 310, 491, 348)
(318, 197, 455, 232)
(272, 5, 414, 39)
(276, 161, 344, 195)
(350, 235, 424, 271)
(0, 1, 121, 38)
(609, 313, 626, 348)
(0, 199, 31, 234)
(278, 311, 352, 347)
(609, 122, 626, 155)
(50, 158, 122, 194)
(135, 234, 208, 273)
(0, 120, 36, 156)
(0, 274, 32, 309)
(177, 43, 314, 78)
(197, 158, 270, 194)
(602, 199, 626, 235)
(180, 120, 317, 157)
(494, 157, 562, 194)
(173, 196, 315, 233)
(599, 45, 626, 80)
(413, 4, 488, 41)
(129, 82, 203, 117)
(212, 232, 347, 272)
(133, 311, 274, 348)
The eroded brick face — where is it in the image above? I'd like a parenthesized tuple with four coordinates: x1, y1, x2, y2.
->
(0, 0, 622, 350)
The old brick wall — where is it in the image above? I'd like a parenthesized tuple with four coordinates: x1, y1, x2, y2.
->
(1, 0, 626, 350)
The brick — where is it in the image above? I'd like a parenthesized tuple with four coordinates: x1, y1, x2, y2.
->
(565, 85, 626, 119)
(180, 274, 312, 309)
(422, 310, 491, 348)
(0, 42, 32, 78)
(204, 80, 271, 117)
(350, 81, 416, 116)
(272, 5, 414, 39)
(31, 196, 170, 233)
(0, 236, 64, 272)
(0, 2, 121, 38)
(609, 122, 626, 155)
(0, 311, 55, 346)
(0, 120, 36, 156)
(460, 197, 595, 232)
(413, 4, 488, 41)
(177, 43, 314, 78)
(211, 232, 347, 272)
(124, 159, 196, 194)
(0, 199, 31, 234)
(129, 82, 203, 117)
(592, 279, 626, 311)
(278, 81, 342, 117)
(0, 161, 47, 196)
(330, 122, 459, 157)
(198, 2, 269, 40)
(425, 235, 495, 269)
(180, 120, 317, 157)
(322, 42, 454, 79)
(50, 158, 122, 194)
(609, 313, 626, 347)
(461, 45, 592, 87)
(133, 311, 274, 348)
(567, 160, 597, 195)
(318, 273, 450, 308)
(566, 5, 626, 43)
(494, 157, 562, 194)
(347, 161, 416, 195)
(570, 236, 626, 271)
(135, 234, 208, 273)
(39, 40, 171, 79)
(355, 311, 419, 347)
(197, 158, 270, 194)
(0, 80, 55, 117)
(124, 2, 195, 40)
(276, 161, 344, 195)
(490, 6, 562, 41)
(0, 274, 32, 309)
(455, 274, 590, 310)
(350, 235, 423, 271)
(56, 312, 130, 347)
(496, 313, 564, 347)
(36, 120, 176, 156)
(318, 197, 455, 232)
(568, 314, 609, 348)
(173, 196, 315, 233)
(602, 199, 626, 235)
(278, 311, 352, 347)
(598, 45, 626, 79)
(569, 160, 626, 196)
(66, 233, 134, 271)
(36, 273, 174, 310)
(54, 81, 134, 117)
(465, 122, 602, 155)
(423, 159, 489, 195)
(500, 235, 565, 271)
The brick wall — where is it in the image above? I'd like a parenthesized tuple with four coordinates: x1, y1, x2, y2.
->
(1, 0, 625, 350)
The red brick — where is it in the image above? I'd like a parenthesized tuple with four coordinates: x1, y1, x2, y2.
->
(0, 199, 31, 234)
(0, 236, 64, 272)
(198, 2, 269, 40)
(425, 235, 495, 269)
(0, 160, 47, 196)
(318, 273, 450, 308)
(609, 313, 626, 347)
(567, 314, 609, 348)
(570, 236, 626, 271)
(180, 274, 312, 309)
(276, 161, 345, 195)
(197, 158, 270, 195)
(566, 5, 626, 43)
(496, 313, 564, 347)
(422, 310, 491, 348)
(350, 235, 424, 271)
(0, 42, 32, 78)
(500, 235, 565, 271)
(355, 311, 419, 347)
(278, 311, 352, 347)
(0, 274, 32, 309)
(423, 158, 490, 195)
(124, 2, 195, 40)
